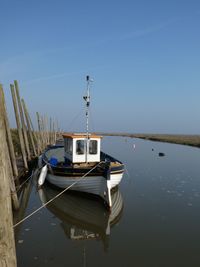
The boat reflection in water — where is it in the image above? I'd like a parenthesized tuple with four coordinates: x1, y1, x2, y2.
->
(39, 183, 123, 250)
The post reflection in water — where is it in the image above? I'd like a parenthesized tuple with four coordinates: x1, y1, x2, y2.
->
(15, 137, 200, 266)
(38, 183, 123, 251)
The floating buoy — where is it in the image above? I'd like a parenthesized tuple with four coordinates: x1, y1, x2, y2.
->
(158, 152, 165, 157)
(38, 165, 47, 186)
(133, 144, 136, 149)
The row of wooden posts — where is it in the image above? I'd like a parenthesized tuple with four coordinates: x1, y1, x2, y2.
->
(0, 80, 60, 267)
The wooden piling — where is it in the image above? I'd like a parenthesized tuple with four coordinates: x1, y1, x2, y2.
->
(43, 115, 48, 147)
(41, 115, 46, 149)
(45, 115, 50, 145)
(50, 117, 52, 145)
(0, 87, 17, 267)
(14, 80, 31, 161)
(36, 112, 43, 152)
(53, 120, 56, 144)
(7, 151, 20, 211)
(0, 85, 18, 179)
(10, 84, 28, 169)
(21, 99, 37, 157)
(0, 85, 19, 210)
(55, 121, 58, 143)
(26, 111, 40, 155)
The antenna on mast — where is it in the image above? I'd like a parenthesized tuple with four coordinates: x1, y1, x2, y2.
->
(83, 75, 93, 138)
(83, 75, 93, 162)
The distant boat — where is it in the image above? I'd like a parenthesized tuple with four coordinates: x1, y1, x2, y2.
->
(39, 184, 123, 250)
(38, 76, 124, 208)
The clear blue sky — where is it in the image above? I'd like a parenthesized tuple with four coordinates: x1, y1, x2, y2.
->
(1, 0, 200, 134)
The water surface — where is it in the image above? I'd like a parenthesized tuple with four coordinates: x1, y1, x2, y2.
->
(15, 137, 200, 267)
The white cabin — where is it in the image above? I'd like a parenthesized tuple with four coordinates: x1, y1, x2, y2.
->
(63, 133, 102, 164)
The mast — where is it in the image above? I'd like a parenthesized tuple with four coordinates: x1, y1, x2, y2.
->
(86, 75, 90, 139)
(83, 75, 92, 162)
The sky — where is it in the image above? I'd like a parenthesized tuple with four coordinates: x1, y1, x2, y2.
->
(0, 0, 200, 134)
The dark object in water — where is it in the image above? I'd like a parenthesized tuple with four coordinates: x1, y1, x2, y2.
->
(158, 152, 165, 157)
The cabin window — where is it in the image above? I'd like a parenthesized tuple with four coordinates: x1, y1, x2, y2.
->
(65, 139, 72, 154)
(76, 140, 85, 155)
(89, 140, 98, 154)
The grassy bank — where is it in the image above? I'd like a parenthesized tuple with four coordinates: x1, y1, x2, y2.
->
(100, 133, 200, 148)
(11, 128, 21, 154)
(11, 129, 200, 151)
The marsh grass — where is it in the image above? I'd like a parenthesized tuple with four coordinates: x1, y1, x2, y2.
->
(101, 133, 200, 148)
(11, 128, 21, 154)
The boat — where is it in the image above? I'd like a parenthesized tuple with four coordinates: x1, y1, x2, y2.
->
(38, 183, 123, 250)
(38, 76, 124, 208)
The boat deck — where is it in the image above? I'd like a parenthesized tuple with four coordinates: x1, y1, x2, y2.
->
(44, 145, 123, 168)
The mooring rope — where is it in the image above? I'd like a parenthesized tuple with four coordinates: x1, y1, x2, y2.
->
(13, 161, 104, 228)
(16, 170, 34, 192)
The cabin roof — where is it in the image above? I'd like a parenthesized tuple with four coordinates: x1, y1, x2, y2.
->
(62, 133, 103, 139)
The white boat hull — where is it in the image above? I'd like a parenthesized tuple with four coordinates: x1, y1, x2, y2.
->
(47, 172, 123, 191)
(46, 172, 123, 206)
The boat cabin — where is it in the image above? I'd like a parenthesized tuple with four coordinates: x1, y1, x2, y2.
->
(63, 133, 102, 164)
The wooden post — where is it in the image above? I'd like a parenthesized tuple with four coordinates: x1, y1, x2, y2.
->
(21, 99, 37, 157)
(35, 131, 41, 155)
(0, 87, 17, 267)
(22, 99, 37, 157)
(7, 150, 20, 211)
(41, 115, 46, 149)
(43, 115, 48, 147)
(26, 111, 39, 155)
(45, 115, 49, 145)
(56, 118, 59, 142)
(14, 80, 31, 161)
(50, 117, 52, 145)
(10, 84, 28, 169)
(0, 85, 18, 178)
(46, 116, 50, 146)
(44, 115, 48, 147)
(53, 121, 56, 144)
(0, 85, 19, 210)
(36, 112, 43, 152)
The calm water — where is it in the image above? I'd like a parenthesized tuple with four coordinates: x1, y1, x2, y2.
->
(15, 137, 200, 267)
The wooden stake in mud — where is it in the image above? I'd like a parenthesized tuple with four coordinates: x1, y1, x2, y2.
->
(24, 110, 39, 155)
(14, 80, 31, 161)
(0, 85, 19, 210)
(43, 115, 48, 147)
(36, 112, 42, 153)
(50, 117, 52, 145)
(10, 84, 28, 169)
(41, 115, 46, 149)
(0, 85, 18, 179)
(21, 99, 37, 157)
(45, 115, 50, 145)
(53, 120, 56, 144)
(0, 87, 17, 267)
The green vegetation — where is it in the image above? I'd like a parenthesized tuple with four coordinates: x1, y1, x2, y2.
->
(11, 129, 200, 154)
(11, 128, 21, 154)
(11, 129, 37, 155)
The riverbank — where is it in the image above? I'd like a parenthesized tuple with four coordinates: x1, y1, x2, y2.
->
(100, 133, 200, 148)
(11, 129, 200, 150)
